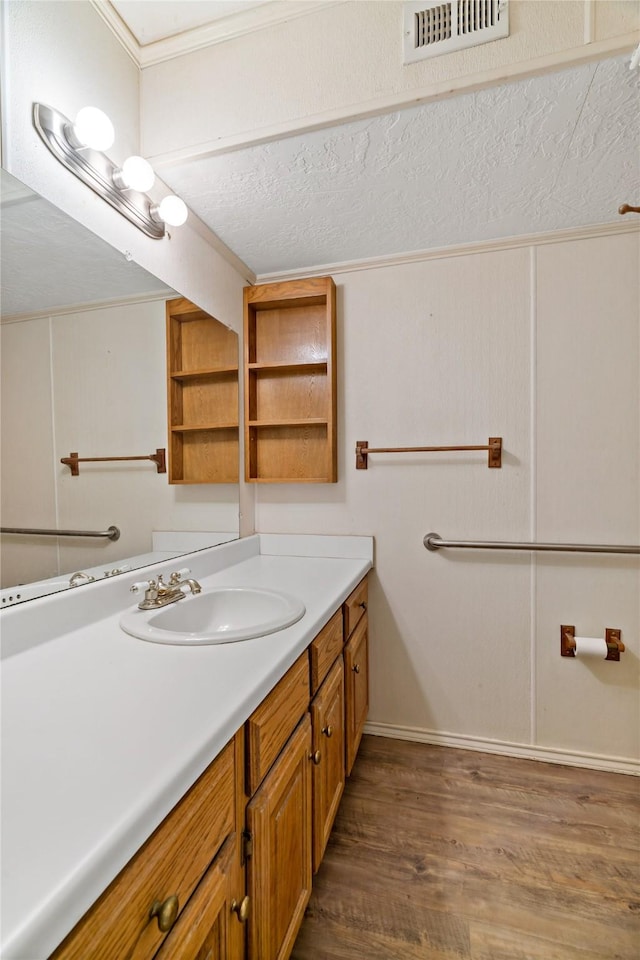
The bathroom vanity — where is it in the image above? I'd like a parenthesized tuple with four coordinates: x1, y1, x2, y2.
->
(0, 534, 372, 960)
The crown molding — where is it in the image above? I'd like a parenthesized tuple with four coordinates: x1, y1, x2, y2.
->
(90, 1, 141, 66)
(255, 219, 640, 283)
(91, 1, 343, 69)
(0, 289, 175, 325)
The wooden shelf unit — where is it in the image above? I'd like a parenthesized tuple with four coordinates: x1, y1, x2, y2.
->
(244, 277, 337, 483)
(167, 298, 239, 484)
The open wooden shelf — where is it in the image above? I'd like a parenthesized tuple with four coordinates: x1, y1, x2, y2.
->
(244, 278, 337, 483)
(170, 366, 238, 381)
(167, 298, 239, 484)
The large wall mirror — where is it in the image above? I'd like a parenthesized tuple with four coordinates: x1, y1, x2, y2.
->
(0, 169, 239, 606)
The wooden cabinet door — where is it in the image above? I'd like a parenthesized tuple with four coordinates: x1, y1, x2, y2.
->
(344, 615, 369, 776)
(246, 715, 312, 960)
(153, 834, 244, 960)
(310, 656, 345, 872)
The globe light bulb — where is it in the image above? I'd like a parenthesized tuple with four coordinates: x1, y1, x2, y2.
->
(151, 195, 188, 227)
(67, 107, 115, 151)
(113, 156, 155, 192)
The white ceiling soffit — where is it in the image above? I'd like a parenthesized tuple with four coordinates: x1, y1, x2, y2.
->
(96, 0, 341, 66)
(0, 171, 171, 320)
(159, 55, 640, 277)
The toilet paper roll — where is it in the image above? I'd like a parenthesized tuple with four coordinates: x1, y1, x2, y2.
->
(574, 636, 608, 659)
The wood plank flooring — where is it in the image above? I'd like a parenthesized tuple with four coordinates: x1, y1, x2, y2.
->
(291, 736, 640, 960)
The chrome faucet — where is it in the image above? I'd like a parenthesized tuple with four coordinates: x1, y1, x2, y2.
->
(69, 571, 96, 587)
(131, 567, 202, 610)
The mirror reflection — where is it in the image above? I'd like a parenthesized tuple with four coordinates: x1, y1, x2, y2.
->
(0, 169, 239, 607)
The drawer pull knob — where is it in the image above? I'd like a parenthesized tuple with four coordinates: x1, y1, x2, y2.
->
(322, 725, 333, 738)
(352, 663, 361, 674)
(150, 894, 179, 933)
(310, 749, 322, 764)
(231, 895, 250, 923)
(359, 601, 367, 611)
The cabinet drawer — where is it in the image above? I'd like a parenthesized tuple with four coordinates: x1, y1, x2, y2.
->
(309, 609, 343, 694)
(343, 577, 368, 639)
(51, 739, 236, 960)
(245, 652, 310, 795)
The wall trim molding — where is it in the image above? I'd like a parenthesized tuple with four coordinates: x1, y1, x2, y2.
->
(364, 721, 640, 777)
(256, 219, 640, 283)
(92, 1, 343, 69)
(147, 33, 639, 168)
(0, 290, 174, 325)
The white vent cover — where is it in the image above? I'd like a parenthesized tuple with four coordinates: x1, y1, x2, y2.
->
(403, 0, 509, 63)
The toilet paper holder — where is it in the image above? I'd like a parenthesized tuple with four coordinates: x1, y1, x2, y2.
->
(561, 625, 625, 661)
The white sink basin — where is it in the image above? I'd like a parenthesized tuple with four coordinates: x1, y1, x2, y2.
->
(120, 586, 306, 645)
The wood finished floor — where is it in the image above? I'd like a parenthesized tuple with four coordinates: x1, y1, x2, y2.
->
(291, 736, 640, 960)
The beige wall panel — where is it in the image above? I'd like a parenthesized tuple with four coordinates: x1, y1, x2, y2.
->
(536, 559, 639, 758)
(1, 318, 58, 586)
(535, 233, 639, 760)
(536, 234, 639, 543)
(256, 248, 533, 742)
(596, 0, 640, 40)
(142, 1, 591, 159)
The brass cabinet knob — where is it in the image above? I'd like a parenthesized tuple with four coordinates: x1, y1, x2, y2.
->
(310, 749, 322, 765)
(321, 725, 333, 738)
(231, 895, 250, 923)
(149, 894, 179, 933)
(352, 663, 360, 673)
(359, 601, 367, 611)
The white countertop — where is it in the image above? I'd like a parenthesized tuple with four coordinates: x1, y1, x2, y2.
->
(0, 534, 372, 960)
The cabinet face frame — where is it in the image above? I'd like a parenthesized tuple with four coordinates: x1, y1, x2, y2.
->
(243, 277, 337, 483)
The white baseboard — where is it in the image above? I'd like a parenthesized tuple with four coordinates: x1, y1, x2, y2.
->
(363, 722, 640, 777)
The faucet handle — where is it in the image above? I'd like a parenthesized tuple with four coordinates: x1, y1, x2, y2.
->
(131, 580, 153, 593)
(169, 567, 190, 585)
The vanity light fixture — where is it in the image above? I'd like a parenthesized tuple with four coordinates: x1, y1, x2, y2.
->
(112, 155, 156, 193)
(150, 195, 189, 227)
(65, 106, 115, 151)
(33, 103, 187, 239)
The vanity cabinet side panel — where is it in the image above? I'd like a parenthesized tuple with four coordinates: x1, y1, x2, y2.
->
(246, 715, 313, 960)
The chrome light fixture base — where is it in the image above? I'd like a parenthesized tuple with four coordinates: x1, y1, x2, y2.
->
(33, 103, 166, 240)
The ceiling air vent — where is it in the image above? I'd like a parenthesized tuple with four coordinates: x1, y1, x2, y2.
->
(403, 0, 509, 63)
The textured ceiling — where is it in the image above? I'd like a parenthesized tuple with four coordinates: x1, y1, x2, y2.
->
(163, 55, 640, 275)
(0, 171, 171, 319)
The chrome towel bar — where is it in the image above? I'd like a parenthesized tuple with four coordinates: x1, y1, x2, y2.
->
(1, 525, 120, 541)
(423, 533, 640, 555)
